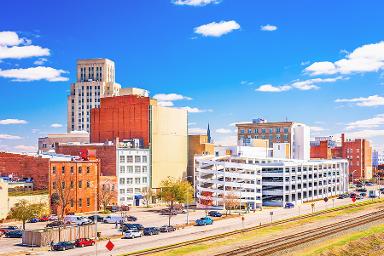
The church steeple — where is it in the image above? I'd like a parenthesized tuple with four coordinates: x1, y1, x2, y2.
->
(207, 123, 212, 143)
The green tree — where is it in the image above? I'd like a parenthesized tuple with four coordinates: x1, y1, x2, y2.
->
(9, 200, 48, 230)
(158, 177, 194, 226)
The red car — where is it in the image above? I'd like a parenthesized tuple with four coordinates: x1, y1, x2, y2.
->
(74, 238, 95, 247)
(39, 216, 50, 222)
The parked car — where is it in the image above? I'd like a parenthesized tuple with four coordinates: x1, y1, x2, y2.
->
(160, 208, 178, 215)
(123, 229, 142, 239)
(106, 205, 121, 212)
(356, 195, 364, 200)
(121, 223, 144, 232)
(0, 226, 19, 234)
(208, 211, 222, 217)
(52, 241, 76, 251)
(28, 218, 39, 223)
(356, 188, 367, 193)
(337, 194, 349, 199)
(284, 203, 295, 209)
(126, 215, 137, 222)
(0, 230, 5, 237)
(74, 238, 95, 247)
(369, 190, 380, 198)
(350, 193, 357, 198)
(46, 221, 64, 228)
(360, 192, 367, 197)
(143, 227, 160, 236)
(48, 215, 59, 221)
(88, 215, 104, 223)
(366, 182, 374, 186)
(64, 216, 92, 225)
(103, 215, 125, 224)
(39, 216, 50, 222)
(5, 230, 23, 238)
(159, 225, 176, 233)
(196, 217, 213, 226)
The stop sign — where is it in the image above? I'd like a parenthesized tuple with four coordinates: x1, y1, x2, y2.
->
(323, 197, 329, 203)
(352, 197, 356, 203)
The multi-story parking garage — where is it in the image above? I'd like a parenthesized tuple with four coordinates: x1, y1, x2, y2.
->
(195, 156, 349, 208)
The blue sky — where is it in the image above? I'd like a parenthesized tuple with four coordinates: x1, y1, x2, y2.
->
(1, 0, 384, 152)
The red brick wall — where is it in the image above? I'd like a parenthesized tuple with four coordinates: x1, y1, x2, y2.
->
(310, 141, 332, 159)
(90, 95, 150, 146)
(0, 152, 49, 190)
(55, 144, 116, 176)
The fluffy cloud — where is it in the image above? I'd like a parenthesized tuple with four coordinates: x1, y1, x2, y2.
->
(0, 31, 50, 59)
(335, 95, 384, 107)
(173, 0, 220, 6)
(158, 101, 174, 107)
(188, 127, 207, 134)
(310, 126, 327, 132)
(14, 145, 36, 152)
(153, 93, 192, 101)
(0, 66, 68, 82)
(0, 134, 22, 139)
(345, 114, 384, 130)
(344, 129, 384, 139)
(255, 84, 291, 92)
(305, 41, 384, 75)
(34, 58, 48, 65)
(0, 119, 27, 125)
(50, 123, 63, 128)
(194, 20, 240, 37)
(179, 106, 212, 113)
(215, 128, 232, 134)
(260, 24, 278, 31)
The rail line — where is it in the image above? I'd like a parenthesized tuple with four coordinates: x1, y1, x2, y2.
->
(215, 210, 384, 256)
(125, 200, 384, 256)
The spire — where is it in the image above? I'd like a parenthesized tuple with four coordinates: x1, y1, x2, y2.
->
(207, 123, 212, 143)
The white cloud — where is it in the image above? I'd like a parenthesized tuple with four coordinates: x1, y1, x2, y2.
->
(255, 84, 291, 92)
(305, 41, 384, 75)
(173, 0, 220, 6)
(188, 122, 197, 126)
(260, 24, 278, 31)
(179, 106, 212, 113)
(344, 129, 384, 139)
(0, 134, 22, 140)
(229, 121, 249, 127)
(188, 127, 207, 134)
(215, 128, 232, 134)
(158, 101, 174, 107)
(14, 145, 36, 152)
(310, 126, 327, 132)
(153, 93, 192, 101)
(50, 123, 63, 128)
(0, 31, 28, 46)
(335, 95, 384, 107)
(34, 57, 47, 65)
(345, 114, 384, 130)
(194, 20, 240, 37)
(0, 119, 27, 125)
(0, 66, 68, 82)
(214, 135, 237, 146)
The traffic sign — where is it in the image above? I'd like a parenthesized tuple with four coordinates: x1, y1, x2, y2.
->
(352, 197, 356, 203)
(106, 240, 115, 251)
(323, 197, 329, 203)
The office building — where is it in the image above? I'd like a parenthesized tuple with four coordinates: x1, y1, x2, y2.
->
(67, 58, 121, 132)
(38, 131, 89, 152)
(236, 119, 310, 160)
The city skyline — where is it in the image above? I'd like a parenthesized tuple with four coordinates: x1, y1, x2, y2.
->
(1, 0, 384, 152)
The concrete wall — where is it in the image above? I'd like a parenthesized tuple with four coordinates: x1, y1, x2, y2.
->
(0, 179, 9, 220)
(150, 105, 188, 188)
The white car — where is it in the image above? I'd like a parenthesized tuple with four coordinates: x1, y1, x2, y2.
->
(124, 229, 142, 239)
(103, 216, 125, 224)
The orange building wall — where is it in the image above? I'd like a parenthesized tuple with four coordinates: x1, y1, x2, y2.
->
(187, 135, 214, 183)
(0, 152, 50, 190)
(310, 141, 332, 159)
(49, 160, 100, 215)
(90, 95, 150, 146)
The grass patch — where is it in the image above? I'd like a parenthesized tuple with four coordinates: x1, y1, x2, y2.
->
(9, 189, 48, 197)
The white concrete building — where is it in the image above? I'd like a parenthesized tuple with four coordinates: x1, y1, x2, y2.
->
(116, 139, 150, 207)
(195, 155, 349, 208)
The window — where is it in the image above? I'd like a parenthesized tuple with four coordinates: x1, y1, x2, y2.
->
(70, 181, 74, 188)
(78, 180, 82, 188)
(78, 166, 82, 174)
(78, 199, 82, 207)
(135, 166, 141, 173)
(284, 127, 289, 133)
(135, 178, 141, 184)
(52, 166, 56, 174)
(127, 156, 133, 163)
(86, 166, 90, 173)
(120, 189, 125, 194)
(284, 134, 289, 141)
(142, 177, 147, 183)
(86, 198, 90, 207)
(276, 128, 281, 133)
(52, 181, 56, 189)
(86, 181, 90, 188)
(127, 166, 133, 173)
(120, 166, 125, 173)
(254, 128, 258, 133)
(248, 129, 252, 134)
(269, 128, 273, 133)
(61, 166, 65, 174)
(70, 199, 74, 208)
(127, 178, 133, 184)
(70, 166, 74, 174)
(119, 155, 125, 163)
(127, 188, 133, 193)
(119, 178, 125, 185)
(142, 156, 148, 163)
(240, 129, 245, 134)
(261, 128, 266, 133)
(135, 156, 141, 163)
(61, 181, 65, 189)
(142, 166, 148, 173)
(135, 188, 141, 193)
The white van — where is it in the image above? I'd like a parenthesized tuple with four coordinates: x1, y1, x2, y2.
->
(64, 215, 92, 225)
(103, 215, 124, 224)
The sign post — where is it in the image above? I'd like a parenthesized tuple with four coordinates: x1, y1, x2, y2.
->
(269, 211, 273, 223)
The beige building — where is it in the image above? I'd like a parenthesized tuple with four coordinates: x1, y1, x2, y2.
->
(0, 178, 9, 220)
(38, 131, 90, 152)
(67, 58, 121, 132)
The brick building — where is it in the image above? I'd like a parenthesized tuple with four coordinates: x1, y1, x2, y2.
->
(310, 140, 332, 159)
(0, 152, 50, 190)
(49, 155, 100, 215)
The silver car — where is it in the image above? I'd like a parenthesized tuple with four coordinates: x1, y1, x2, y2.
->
(123, 229, 142, 239)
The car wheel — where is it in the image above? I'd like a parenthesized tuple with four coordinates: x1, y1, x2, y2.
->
(62, 248, 66, 251)
(81, 244, 85, 247)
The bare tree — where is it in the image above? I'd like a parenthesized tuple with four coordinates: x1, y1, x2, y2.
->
(98, 178, 116, 212)
(223, 191, 240, 215)
(51, 174, 75, 220)
(142, 187, 154, 207)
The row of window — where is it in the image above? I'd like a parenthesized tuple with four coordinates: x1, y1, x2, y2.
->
(119, 177, 148, 185)
(52, 180, 92, 189)
(119, 187, 143, 194)
(240, 127, 289, 134)
(119, 155, 148, 163)
(70, 198, 91, 208)
(240, 134, 289, 141)
(119, 165, 148, 174)
(52, 166, 91, 174)
(346, 148, 360, 153)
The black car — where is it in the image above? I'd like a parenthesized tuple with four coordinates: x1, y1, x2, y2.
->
(88, 215, 104, 223)
(52, 241, 75, 251)
(5, 230, 22, 238)
(159, 225, 176, 233)
(143, 227, 160, 236)
(208, 211, 223, 217)
(126, 215, 137, 222)
(46, 221, 64, 228)
(121, 223, 144, 232)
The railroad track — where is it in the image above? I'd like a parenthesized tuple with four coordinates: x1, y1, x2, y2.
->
(125, 200, 383, 256)
(215, 209, 384, 256)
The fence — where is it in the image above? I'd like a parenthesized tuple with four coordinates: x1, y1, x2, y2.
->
(22, 224, 96, 247)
